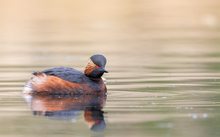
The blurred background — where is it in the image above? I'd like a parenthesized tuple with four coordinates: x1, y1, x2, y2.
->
(0, 0, 220, 137)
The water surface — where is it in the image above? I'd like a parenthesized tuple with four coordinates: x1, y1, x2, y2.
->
(0, 0, 220, 137)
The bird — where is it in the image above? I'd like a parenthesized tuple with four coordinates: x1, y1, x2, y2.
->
(23, 54, 108, 95)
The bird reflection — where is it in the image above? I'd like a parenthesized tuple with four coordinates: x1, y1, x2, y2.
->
(23, 94, 107, 132)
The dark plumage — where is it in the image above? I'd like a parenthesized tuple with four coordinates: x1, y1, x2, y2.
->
(41, 67, 85, 83)
(90, 54, 107, 68)
(24, 54, 108, 95)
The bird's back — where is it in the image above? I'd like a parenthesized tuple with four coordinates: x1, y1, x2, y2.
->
(41, 67, 86, 83)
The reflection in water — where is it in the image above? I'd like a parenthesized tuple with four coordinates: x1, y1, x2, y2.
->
(1, 0, 220, 137)
(23, 94, 106, 132)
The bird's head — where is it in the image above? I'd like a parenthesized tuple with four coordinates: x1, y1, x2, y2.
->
(84, 54, 108, 78)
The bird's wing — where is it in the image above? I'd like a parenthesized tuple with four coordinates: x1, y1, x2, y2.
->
(40, 67, 85, 83)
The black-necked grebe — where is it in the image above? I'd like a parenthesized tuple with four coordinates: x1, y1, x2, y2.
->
(24, 54, 108, 95)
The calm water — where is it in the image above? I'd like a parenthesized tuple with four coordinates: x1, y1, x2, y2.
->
(1, 0, 220, 137)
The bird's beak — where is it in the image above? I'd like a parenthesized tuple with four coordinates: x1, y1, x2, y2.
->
(103, 69, 108, 73)
(102, 68, 108, 73)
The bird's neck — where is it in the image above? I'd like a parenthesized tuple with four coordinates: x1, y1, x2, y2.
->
(84, 61, 96, 76)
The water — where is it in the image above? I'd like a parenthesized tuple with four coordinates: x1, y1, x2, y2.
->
(1, 0, 220, 137)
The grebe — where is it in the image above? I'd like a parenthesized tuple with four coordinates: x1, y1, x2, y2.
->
(24, 54, 108, 95)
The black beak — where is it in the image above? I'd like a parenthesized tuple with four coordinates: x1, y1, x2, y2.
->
(101, 68, 108, 73)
